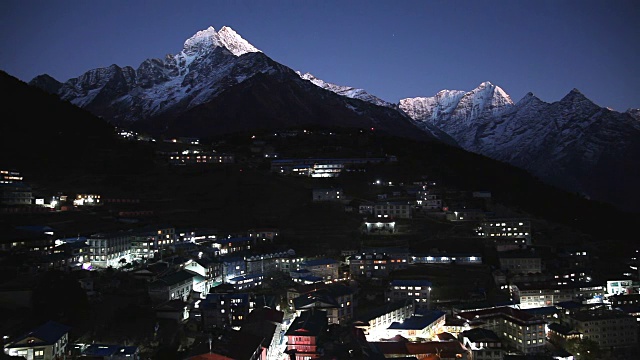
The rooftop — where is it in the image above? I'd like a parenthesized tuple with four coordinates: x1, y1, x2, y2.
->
(6, 320, 71, 348)
(285, 309, 328, 336)
(388, 311, 445, 330)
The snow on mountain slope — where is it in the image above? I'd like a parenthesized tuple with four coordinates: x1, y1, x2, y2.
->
(54, 26, 274, 124)
(296, 71, 394, 108)
(401, 82, 640, 211)
(400, 81, 514, 149)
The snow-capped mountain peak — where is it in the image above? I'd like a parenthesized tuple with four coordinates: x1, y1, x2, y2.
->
(182, 26, 260, 57)
(182, 26, 224, 55)
(217, 26, 261, 56)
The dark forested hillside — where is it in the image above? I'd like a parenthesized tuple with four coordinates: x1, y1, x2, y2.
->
(0, 70, 154, 181)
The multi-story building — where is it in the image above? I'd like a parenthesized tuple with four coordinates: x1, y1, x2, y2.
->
(130, 230, 157, 261)
(510, 281, 604, 309)
(153, 225, 176, 247)
(608, 293, 640, 307)
(3, 321, 71, 360)
(247, 228, 279, 243)
(386, 310, 446, 340)
(271, 157, 391, 175)
(285, 310, 328, 360)
(201, 292, 255, 329)
(460, 328, 504, 360)
(493, 238, 528, 252)
(2, 226, 55, 254)
(353, 299, 414, 340)
(213, 237, 252, 256)
(411, 253, 482, 265)
(292, 284, 354, 325)
(374, 201, 413, 219)
(72, 194, 101, 206)
(457, 306, 547, 354)
(177, 228, 218, 244)
(245, 251, 289, 275)
(556, 246, 591, 269)
(385, 279, 432, 309)
(129, 224, 176, 261)
(476, 219, 531, 244)
(228, 273, 265, 291)
(148, 270, 197, 303)
(220, 256, 246, 282)
(0, 169, 23, 183)
(565, 309, 638, 349)
(606, 279, 635, 295)
(274, 253, 306, 273)
(363, 217, 396, 235)
(416, 186, 442, 210)
(300, 258, 339, 281)
(0, 182, 32, 205)
(311, 188, 343, 202)
(549, 267, 593, 284)
(546, 322, 581, 348)
(168, 152, 234, 165)
(498, 249, 542, 275)
(87, 231, 132, 268)
(349, 249, 409, 278)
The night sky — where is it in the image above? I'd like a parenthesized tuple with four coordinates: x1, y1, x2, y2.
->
(1, 0, 638, 111)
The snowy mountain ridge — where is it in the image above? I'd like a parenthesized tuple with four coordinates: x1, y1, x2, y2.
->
(26, 24, 640, 211)
(296, 71, 395, 108)
(399, 82, 640, 212)
(48, 26, 279, 124)
(30, 25, 443, 143)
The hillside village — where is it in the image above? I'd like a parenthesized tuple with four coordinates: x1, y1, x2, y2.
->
(1, 128, 639, 360)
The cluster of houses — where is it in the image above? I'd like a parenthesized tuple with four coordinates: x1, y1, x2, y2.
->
(2, 141, 640, 360)
(4, 209, 638, 359)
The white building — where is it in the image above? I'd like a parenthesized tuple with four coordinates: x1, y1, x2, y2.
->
(4, 321, 71, 360)
(87, 231, 132, 268)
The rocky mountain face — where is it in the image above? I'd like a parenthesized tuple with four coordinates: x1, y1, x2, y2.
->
(400, 84, 640, 213)
(296, 71, 395, 108)
(29, 26, 451, 144)
(25, 24, 638, 211)
(400, 82, 515, 149)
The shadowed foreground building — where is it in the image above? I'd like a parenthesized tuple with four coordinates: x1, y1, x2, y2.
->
(285, 309, 328, 360)
(3, 320, 71, 360)
(457, 306, 546, 354)
(565, 309, 638, 349)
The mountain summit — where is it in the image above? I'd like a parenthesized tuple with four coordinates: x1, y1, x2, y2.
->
(29, 25, 445, 143)
(400, 84, 640, 212)
(183, 26, 261, 57)
(399, 82, 514, 149)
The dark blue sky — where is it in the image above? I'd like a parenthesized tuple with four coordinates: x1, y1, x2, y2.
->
(1, 0, 638, 111)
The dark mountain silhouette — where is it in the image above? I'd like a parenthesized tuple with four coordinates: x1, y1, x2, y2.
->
(0, 70, 154, 180)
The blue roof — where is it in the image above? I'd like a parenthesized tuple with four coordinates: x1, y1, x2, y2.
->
(59, 236, 87, 243)
(220, 256, 245, 263)
(15, 225, 54, 233)
(292, 269, 311, 274)
(83, 344, 132, 356)
(7, 321, 71, 347)
(388, 311, 445, 330)
(555, 300, 586, 309)
(229, 273, 264, 282)
(523, 306, 560, 316)
(301, 258, 338, 267)
(390, 279, 432, 287)
(215, 237, 251, 244)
